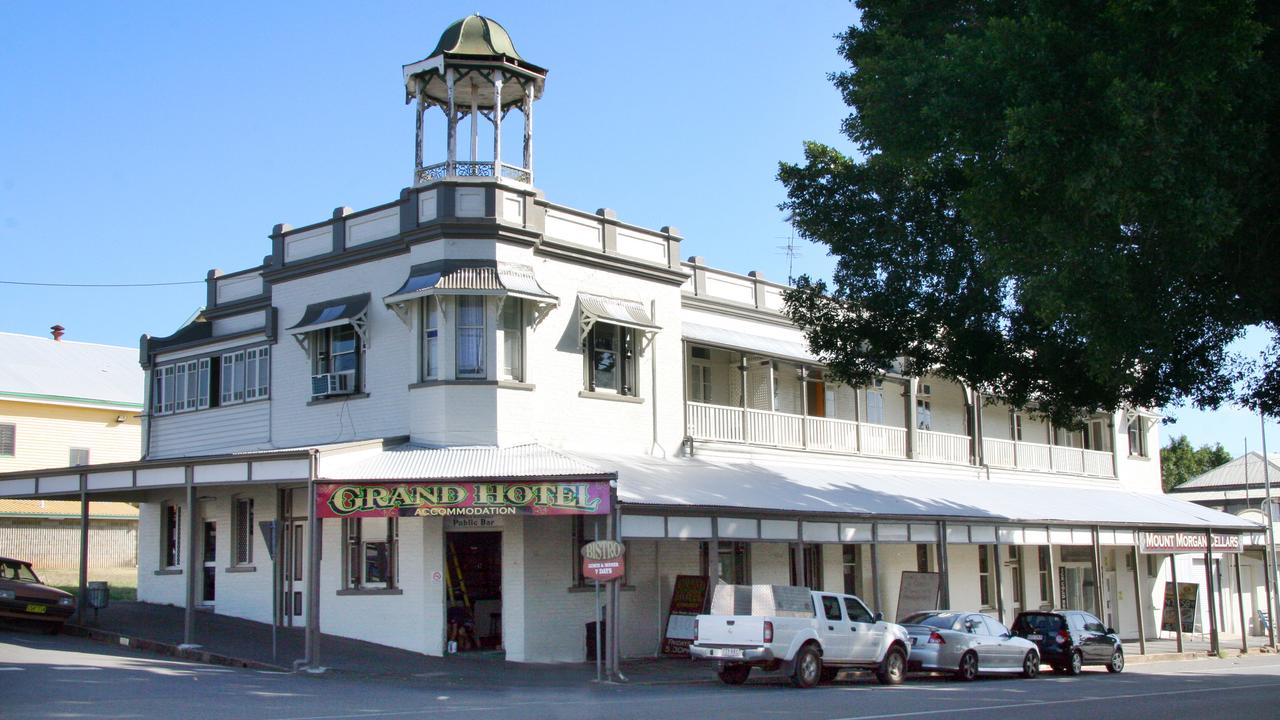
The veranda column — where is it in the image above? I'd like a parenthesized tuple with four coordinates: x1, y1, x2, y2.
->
(870, 536, 882, 616)
(993, 543, 1005, 624)
(1131, 545, 1146, 655)
(905, 378, 918, 459)
(936, 520, 950, 609)
(1205, 529, 1220, 655)
(1235, 553, 1249, 653)
(522, 90, 533, 176)
(304, 456, 322, 669)
(76, 475, 88, 625)
(1170, 554, 1184, 653)
(183, 473, 197, 646)
(1090, 527, 1104, 624)
(738, 354, 749, 443)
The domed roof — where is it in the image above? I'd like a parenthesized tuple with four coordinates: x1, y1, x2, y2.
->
(429, 14, 523, 60)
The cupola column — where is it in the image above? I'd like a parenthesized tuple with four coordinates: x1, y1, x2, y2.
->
(446, 69, 458, 175)
(493, 72, 504, 173)
(414, 97, 425, 172)
(469, 78, 479, 163)
(522, 90, 533, 175)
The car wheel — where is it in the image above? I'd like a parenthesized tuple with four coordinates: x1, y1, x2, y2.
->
(876, 646, 907, 686)
(956, 651, 979, 681)
(718, 663, 751, 685)
(1107, 648, 1124, 674)
(1067, 649, 1084, 676)
(790, 645, 822, 689)
(1021, 650, 1040, 679)
(820, 667, 840, 683)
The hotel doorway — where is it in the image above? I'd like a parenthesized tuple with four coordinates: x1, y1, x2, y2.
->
(445, 530, 502, 652)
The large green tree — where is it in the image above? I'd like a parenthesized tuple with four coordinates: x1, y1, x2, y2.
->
(1160, 435, 1233, 491)
(779, 0, 1278, 426)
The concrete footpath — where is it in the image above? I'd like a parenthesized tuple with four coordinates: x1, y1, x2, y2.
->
(66, 601, 708, 686)
(64, 602, 1274, 686)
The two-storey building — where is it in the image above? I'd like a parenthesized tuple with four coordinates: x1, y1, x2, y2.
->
(0, 16, 1257, 666)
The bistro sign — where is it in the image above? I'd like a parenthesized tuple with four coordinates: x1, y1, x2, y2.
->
(1138, 531, 1242, 554)
(316, 481, 611, 519)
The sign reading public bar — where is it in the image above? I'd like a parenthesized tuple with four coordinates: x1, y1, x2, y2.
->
(316, 481, 611, 519)
(1138, 531, 1242, 554)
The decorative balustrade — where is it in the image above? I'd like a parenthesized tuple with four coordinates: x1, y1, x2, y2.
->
(687, 401, 1116, 478)
(416, 161, 532, 185)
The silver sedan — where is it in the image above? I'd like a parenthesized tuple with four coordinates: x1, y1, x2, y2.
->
(900, 611, 1040, 680)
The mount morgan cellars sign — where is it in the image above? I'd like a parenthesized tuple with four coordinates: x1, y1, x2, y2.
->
(1138, 532, 1242, 554)
(316, 481, 611, 519)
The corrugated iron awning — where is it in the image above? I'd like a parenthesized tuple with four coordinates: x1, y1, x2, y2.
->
(287, 293, 371, 350)
(383, 260, 558, 306)
(577, 292, 660, 344)
(682, 322, 817, 364)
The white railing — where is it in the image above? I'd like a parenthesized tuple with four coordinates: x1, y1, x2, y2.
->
(917, 429, 972, 465)
(981, 437, 1115, 478)
(686, 401, 1115, 477)
(860, 423, 909, 459)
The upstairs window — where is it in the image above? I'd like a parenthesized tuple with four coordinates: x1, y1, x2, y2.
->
(587, 322, 636, 395)
(865, 380, 885, 424)
(152, 358, 212, 416)
(311, 326, 361, 396)
(0, 423, 12, 457)
(1010, 411, 1024, 441)
(499, 298, 524, 382)
(916, 399, 933, 430)
(688, 346, 712, 402)
(221, 347, 270, 406)
(1127, 417, 1149, 457)
(456, 296, 486, 378)
(421, 297, 440, 380)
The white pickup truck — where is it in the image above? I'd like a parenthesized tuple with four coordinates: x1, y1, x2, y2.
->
(690, 584, 910, 688)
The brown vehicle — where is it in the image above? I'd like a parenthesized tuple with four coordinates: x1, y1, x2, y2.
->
(0, 557, 76, 634)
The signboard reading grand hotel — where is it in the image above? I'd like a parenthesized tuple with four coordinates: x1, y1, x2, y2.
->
(1138, 531, 1242, 554)
(316, 481, 611, 519)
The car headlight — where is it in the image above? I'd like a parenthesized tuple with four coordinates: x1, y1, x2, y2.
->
(0, 589, 14, 600)
(58, 597, 75, 606)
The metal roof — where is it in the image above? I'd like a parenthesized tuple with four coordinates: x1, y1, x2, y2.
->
(1172, 452, 1280, 491)
(318, 443, 611, 481)
(287, 294, 371, 334)
(384, 261, 557, 306)
(578, 293, 660, 332)
(683, 322, 818, 364)
(0, 332, 142, 409)
(583, 453, 1258, 530)
(429, 15, 524, 61)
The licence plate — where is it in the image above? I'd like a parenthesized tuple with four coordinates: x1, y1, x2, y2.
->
(711, 648, 744, 658)
(26, 604, 47, 614)
(1027, 634, 1043, 641)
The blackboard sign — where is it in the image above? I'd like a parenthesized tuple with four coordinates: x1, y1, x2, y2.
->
(661, 575, 710, 655)
(895, 571, 941, 621)
(1160, 582, 1199, 633)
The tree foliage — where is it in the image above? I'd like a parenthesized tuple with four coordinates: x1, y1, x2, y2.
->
(779, 0, 1278, 426)
(1160, 435, 1233, 491)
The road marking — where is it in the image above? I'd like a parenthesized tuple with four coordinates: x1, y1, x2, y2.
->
(826, 679, 1280, 719)
(0, 667, 23, 671)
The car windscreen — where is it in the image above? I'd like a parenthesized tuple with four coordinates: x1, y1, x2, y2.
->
(1, 560, 40, 583)
(900, 613, 958, 629)
(1014, 614, 1063, 633)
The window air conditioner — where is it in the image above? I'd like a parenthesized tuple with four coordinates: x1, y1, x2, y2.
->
(311, 371, 356, 398)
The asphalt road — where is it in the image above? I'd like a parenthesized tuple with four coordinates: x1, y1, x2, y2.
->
(4, 628, 1280, 720)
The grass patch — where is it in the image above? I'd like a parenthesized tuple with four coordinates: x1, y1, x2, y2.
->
(37, 567, 138, 602)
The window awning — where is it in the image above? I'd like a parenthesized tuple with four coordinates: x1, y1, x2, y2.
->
(287, 293, 370, 350)
(577, 292, 661, 344)
(383, 260, 558, 306)
(682, 322, 818, 364)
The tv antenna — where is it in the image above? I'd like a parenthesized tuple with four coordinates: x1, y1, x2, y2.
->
(777, 229, 802, 285)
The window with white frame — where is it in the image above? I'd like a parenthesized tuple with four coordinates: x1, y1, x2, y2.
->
(865, 380, 885, 424)
(1038, 546, 1052, 602)
(1010, 411, 1024, 441)
(688, 346, 713, 402)
(343, 517, 397, 590)
(221, 350, 246, 404)
(498, 298, 524, 382)
(978, 544, 994, 607)
(916, 399, 933, 430)
(1127, 417, 1148, 457)
(312, 326, 361, 393)
(456, 296, 486, 378)
(421, 297, 441, 380)
(1009, 546, 1024, 607)
(0, 423, 14, 456)
(587, 322, 636, 395)
(842, 545, 861, 596)
(245, 347, 270, 400)
(232, 497, 254, 566)
(162, 503, 182, 569)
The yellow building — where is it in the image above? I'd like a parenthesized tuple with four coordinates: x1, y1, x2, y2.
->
(0, 331, 142, 567)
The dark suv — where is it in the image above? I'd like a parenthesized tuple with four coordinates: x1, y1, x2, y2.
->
(1011, 610, 1123, 675)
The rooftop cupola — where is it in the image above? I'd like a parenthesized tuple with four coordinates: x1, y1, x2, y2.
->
(404, 15, 547, 186)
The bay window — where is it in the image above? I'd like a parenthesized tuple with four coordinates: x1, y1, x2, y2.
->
(421, 297, 440, 380)
(456, 296, 486, 378)
(499, 298, 524, 382)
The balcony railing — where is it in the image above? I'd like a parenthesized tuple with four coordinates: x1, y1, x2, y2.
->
(416, 161, 532, 185)
(982, 437, 1115, 478)
(687, 401, 1116, 478)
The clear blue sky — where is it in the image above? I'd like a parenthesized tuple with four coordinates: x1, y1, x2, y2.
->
(1, 1, 1274, 456)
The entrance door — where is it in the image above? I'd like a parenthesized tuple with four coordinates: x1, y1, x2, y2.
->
(201, 520, 217, 604)
(1062, 566, 1098, 616)
(282, 520, 305, 625)
(445, 531, 502, 652)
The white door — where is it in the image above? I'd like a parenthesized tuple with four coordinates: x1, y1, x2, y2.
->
(282, 520, 306, 625)
(817, 594, 854, 660)
(844, 595, 883, 662)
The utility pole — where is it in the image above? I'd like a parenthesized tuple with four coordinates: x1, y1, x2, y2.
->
(1262, 413, 1279, 650)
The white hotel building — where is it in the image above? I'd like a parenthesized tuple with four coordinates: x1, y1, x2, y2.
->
(0, 16, 1259, 666)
